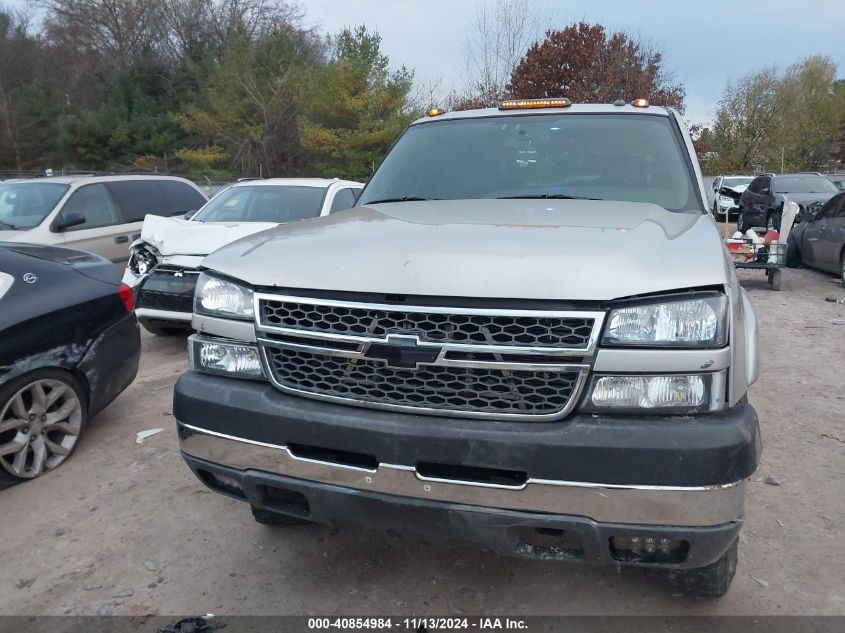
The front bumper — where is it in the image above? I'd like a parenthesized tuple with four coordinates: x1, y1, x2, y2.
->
(175, 371, 759, 566)
(183, 450, 742, 568)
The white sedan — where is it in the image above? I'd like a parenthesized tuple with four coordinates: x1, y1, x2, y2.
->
(122, 178, 363, 335)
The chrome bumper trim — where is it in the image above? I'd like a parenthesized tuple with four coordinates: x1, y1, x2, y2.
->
(135, 308, 193, 322)
(193, 314, 256, 343)
(179, 422, 745, 527)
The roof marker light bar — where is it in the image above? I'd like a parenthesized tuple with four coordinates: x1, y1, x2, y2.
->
(499, 98, 572, 110)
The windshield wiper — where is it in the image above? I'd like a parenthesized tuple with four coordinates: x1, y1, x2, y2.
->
(497, 194, 603, 200)
(0, 221, 22, 230)
(365, 196, 438, 204)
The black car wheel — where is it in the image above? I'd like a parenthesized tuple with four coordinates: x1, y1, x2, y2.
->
(0, 369, 87, 484)
(840, 251, 845, 288)
(785, 235, 802, 268)
(665, 538, 738, 598)
(737, 209, 748, 233)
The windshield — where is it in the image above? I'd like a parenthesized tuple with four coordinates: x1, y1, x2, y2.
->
(359, 113, 701, 212)
(722, 177, 752, 189)
(775, 176, 838, 194)
(0, 182, 69, 230)
(193, 185, 327, 223)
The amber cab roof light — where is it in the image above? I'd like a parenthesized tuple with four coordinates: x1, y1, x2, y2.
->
(428, 107, 447, 117)
(631, 98, 650, 108)
(499, 98, 572, 110)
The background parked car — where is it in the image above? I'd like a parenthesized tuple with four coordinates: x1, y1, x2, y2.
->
(710, 175, 753, 220)
(0, 243, 140, 485)
(737, 173, 840, 232)
(0, 175, 207, 266)
(786, 190, 845, 285)
(123, 178, 363, 335)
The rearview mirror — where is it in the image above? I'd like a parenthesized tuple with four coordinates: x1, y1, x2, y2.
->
(54, 212, 86, 231)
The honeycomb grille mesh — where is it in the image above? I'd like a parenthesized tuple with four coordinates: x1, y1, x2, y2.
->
(264, 346, 580, 416)
(259, 300, 594, 348)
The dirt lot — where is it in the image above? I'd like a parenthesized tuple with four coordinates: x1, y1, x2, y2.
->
(1, 265, 844, 617)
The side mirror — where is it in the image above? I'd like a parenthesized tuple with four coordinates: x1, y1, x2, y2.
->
(185, 209, 199, 220)
(54, 212, 86, 231)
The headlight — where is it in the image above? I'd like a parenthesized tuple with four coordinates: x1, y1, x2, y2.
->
(603, 295, 727, 348)
(584, 371, 725, 414)
(128, 245, 157, 275)
(195, 273, 254, 320)
(189, 335, 264, 379)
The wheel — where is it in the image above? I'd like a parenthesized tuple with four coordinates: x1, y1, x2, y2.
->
(736, 209, 748, 233)
(139, 319, 190, 336)
(250, 506, 311, 526)
(837, 249, 845, 287)
(768, 268, 782, 291)
(0, 369, 86, 484)
(785, 236, 801, 268)
(712, 202, 721, 220)
(666, 538, 738, 598)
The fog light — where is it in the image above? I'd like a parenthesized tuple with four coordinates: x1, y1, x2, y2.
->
(610, 535, 688, 563)
(586, 373, 719, 413)
(189, 336, 264, 380)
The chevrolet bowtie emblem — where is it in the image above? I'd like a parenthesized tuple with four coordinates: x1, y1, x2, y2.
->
(362, 334, 441, 369)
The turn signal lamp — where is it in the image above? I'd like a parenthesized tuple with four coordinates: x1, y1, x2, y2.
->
(631, 98, 650, 108)
(499, 98, 572, 110)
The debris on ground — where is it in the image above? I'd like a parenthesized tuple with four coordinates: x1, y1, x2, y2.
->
(113, 589, 134, 598)
(751, 576, 769, 588)
(96, 603, 118, 616)
(824, 297, 845, 304)
(136, 428, 165, 444)
(763, 476, 782, 486)
(83, 584, 103, 591)
(143, 560, 159, 572)
(157, 615, 224, 633)
(15, 577, 36, 589)
(55, 528, 65, 537)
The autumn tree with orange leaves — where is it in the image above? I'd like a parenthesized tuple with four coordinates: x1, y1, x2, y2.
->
(507, 23, 686, 112)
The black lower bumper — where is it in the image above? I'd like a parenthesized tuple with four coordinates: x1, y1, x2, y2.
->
(183, 452, 741, 569)
(173, 371, 760, 487)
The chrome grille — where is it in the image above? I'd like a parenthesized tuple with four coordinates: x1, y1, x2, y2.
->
(255, 294, 603, 420)
(263, 346, 582, 416)
(260, 299, 595, 349)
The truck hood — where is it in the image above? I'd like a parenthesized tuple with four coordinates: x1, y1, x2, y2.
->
(138, 214, 279, 256)
(203, 200, 732, 301)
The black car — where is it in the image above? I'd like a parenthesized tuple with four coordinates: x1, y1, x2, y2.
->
(786, 191, 845, 285)
(737, 173, 840, 232)
(0, 243, 141, 483)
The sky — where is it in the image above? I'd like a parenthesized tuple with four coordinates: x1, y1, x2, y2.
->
(301, 0, 845, 124)
(6, 0, 845, 125)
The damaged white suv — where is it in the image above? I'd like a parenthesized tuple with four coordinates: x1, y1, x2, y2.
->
(123, 178, 362, 335)
(175, 100, 761, 597)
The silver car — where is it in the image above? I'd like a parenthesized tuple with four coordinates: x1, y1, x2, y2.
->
(0, 175, 207, 266)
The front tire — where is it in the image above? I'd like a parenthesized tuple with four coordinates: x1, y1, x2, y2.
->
(0, 369, 87, 484)
(737, 209, 749, 233)
(840, 251, 845, 288)
(785, 236, 802, 268)
(666, 538, 738, 598)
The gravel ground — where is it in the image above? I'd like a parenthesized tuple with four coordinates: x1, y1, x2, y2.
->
(1, 265, 843, 617)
